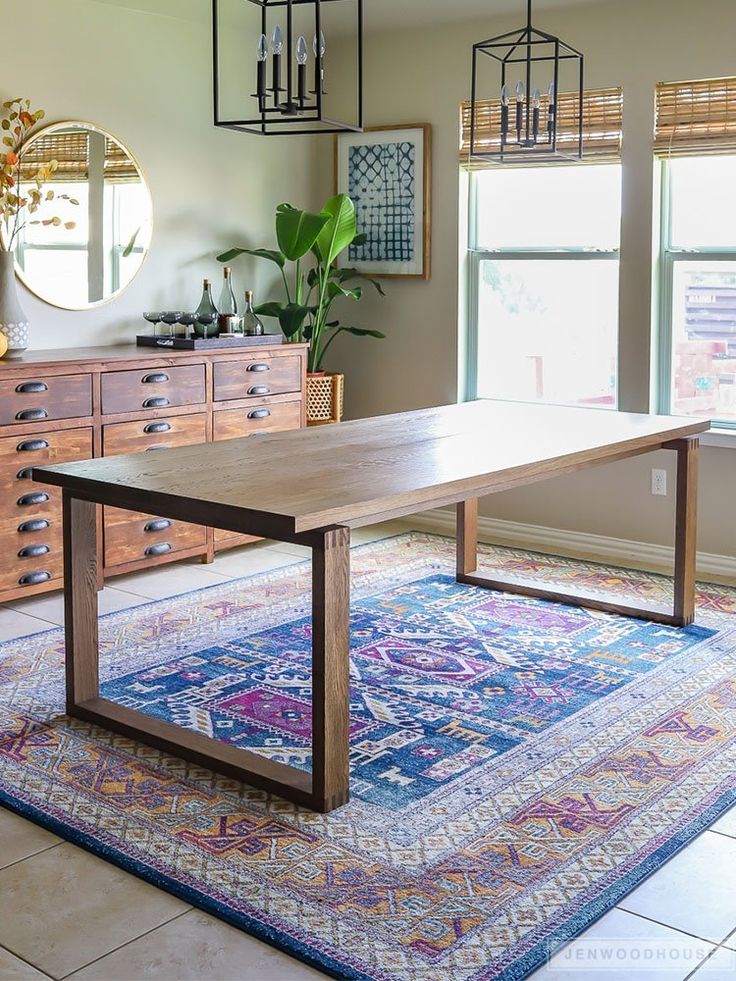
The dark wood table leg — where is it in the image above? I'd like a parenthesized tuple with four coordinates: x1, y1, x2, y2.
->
(673, 437, 699, 626)
(456, 441, 701, 628)
(311, 526, 351, 813)
(63, 491, 100, 712)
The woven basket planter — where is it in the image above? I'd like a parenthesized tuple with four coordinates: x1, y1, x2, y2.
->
(306, 372, 344, 426)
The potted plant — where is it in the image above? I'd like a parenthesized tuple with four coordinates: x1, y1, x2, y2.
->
(0, 99, 78, 356)
(218, 193, 385, 424)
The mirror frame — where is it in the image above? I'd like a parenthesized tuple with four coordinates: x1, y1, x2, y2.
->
(2, 120, 153, 311)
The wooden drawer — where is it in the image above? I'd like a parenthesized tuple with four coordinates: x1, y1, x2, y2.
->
(213, 356, 301, 402)
(103, 413, 208, 457)
(101, 364, 206, 415)
(213, 399, 302, 441)
(104, 507, 207, 568)
(0, 428, 93, 485)
(0, 549, 64, 593)
(0, 374, 92, 426)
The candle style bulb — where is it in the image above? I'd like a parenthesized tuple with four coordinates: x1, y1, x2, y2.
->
(313, 30, 326, 58)
(548, 81, 556, 102)
(532, 87, 541, 108)
(271, 25, 284, 55)
(515, 80, 526, 102)
(257, 34, 268, 61)
(501, 84, 509, 106)
(296, 35, 308, 65)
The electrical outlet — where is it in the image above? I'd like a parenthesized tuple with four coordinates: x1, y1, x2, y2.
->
(651, 469, 668, 496)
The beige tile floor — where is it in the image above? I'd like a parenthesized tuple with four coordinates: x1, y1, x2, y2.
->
(0, 521, 734, 981)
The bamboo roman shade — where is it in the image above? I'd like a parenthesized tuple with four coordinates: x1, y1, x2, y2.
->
(655, 78, 736, 157)
(21, 132, 140, 182)
(460, 87, 623, 168)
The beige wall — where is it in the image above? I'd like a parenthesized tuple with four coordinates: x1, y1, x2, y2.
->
(3, 0, 323, 351)
(322, 0, 736, 558)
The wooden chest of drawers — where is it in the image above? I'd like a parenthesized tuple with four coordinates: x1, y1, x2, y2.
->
(0, 342, 307, 602)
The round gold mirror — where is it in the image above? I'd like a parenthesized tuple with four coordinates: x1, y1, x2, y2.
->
(2, 121, 153, 310)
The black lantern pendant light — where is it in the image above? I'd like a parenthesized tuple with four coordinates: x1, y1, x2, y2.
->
(469, 0, 584, 163)
(212, 0, 363, 136)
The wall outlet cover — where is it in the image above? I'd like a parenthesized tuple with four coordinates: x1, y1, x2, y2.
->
(651, 469, 668, 496)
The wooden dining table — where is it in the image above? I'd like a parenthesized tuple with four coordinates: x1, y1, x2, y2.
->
(34, 399, 710, 813)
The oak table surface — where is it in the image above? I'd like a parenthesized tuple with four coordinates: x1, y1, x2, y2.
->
(34, 400, 709, 536)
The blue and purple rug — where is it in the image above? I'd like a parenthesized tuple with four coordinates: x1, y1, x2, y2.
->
(1, 533, 736, 980)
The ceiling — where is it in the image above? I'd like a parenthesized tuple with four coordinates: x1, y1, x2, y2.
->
(89, 0, 611, 30)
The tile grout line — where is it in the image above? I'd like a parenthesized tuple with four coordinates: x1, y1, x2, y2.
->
(56, 907, 194, 980)
(0, 941, 55, 980)
(706, 827, 736, 842)
(0, 839, 63, 875)
(613, 906, 721, 949)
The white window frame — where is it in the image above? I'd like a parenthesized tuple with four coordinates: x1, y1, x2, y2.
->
(657, 157, 736, 434)
(463, 168, 621, 404)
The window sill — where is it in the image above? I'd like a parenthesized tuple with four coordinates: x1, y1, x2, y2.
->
(702, 429, 736, 448)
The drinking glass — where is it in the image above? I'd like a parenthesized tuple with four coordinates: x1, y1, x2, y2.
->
(143, 312, 163, 336)
(178, 313, 197, 340)
(160, 312, 183, 337)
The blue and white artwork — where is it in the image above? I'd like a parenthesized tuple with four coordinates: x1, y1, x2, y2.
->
(336, 126, 430, 278)
(348, 141, 416, 264)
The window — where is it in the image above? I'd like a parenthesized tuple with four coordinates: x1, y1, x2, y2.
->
(462, 87, 623, 409)
(656, 78, 736, 428)
(466, 164, 622, 407)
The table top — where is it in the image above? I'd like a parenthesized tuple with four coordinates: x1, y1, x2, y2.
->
(35, 400, 710, 535)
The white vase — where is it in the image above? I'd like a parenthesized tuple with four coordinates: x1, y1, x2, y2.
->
(0, 250, 29, 358)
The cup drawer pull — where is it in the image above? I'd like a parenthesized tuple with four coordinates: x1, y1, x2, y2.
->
(15, 408, 49, 422)
(19, 519, 50, 533)
(145, 542, 172, 557)
(142, 372, 170, 384)
(19, 571, 51, 587)
(16, 382, 48, 394)
(18, 544, 51, 559)
(16, 467, 34, 481)
(246, 363, 270, 373)
(143, 421, 172, 434)
(247, 385, 271, 396)
(17, 439, 49, 453)
(247, 408, 271, 420)
(144, 519, 172, 533)
(18, 492, 50, 507)
(142, 397, 171, 409)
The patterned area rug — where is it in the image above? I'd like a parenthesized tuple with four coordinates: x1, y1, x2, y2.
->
(1, 533, 736, 981)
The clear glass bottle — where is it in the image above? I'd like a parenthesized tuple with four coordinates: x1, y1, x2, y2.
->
(218, 266, 238, 334)
(243, 291, 265, 336)
(194, 279, 218, 338)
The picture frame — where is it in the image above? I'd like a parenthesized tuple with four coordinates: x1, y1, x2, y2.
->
(334, 124, 431, 280)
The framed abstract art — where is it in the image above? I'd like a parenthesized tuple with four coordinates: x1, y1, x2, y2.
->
(335, 124, 431, 280)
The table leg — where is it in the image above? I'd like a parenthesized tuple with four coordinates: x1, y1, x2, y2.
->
(456, 441, 701, 628)
(457, 499, 479, 576)
(63, 492, 100, 711)
(673, 437, 699, 626)
(311, 526, 351, 813)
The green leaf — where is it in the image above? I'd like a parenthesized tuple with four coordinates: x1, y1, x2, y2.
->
(340, 326, 386, 339)
(314, 194, 357, 267)
(254, 301, 285, 319)
(332, 267, 386, 296)
(122, 227, 140, 258)
(327, 281, 362, 302)
(278, 302, 312, 338)
(216, 247, 286, 269)
(276, 206, 328, 262)
(353, 232, 368, 247)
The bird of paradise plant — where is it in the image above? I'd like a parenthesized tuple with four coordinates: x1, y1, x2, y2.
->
(0, 98, 77, 252)
(218, 193, 385, 373)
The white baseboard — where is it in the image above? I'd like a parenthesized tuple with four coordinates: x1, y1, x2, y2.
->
(407, 508, 736, 584)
